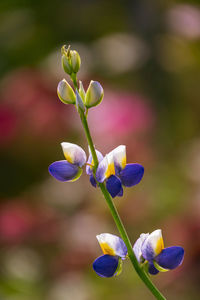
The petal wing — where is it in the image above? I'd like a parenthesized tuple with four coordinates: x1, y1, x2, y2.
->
(48, 160, 81, 182)
(96, 151, 115, 182)
(113, 145, 126, 173)
(154, 246, 184, 270)
(86, 148, 103, 175)
(96, 155, 109, 182)
(133, 233, 149, 263)
(93, 255, 119, 277)
(141, 229, 164, 261)
(61, 142, 86, 167)
(120, 163, 144, 187)
(96, 233, 127, 259)
(106, 175, 122, 198)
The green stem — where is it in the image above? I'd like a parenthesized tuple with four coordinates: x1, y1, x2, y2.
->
(72, 76, 166, 300)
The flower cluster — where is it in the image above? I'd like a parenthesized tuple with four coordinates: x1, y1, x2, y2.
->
(93, 230, 184, 277)
(48, 143, 144, 199)
(86, 145, 144, 198)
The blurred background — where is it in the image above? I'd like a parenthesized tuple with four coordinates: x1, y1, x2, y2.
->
(0, 0, 200, 299)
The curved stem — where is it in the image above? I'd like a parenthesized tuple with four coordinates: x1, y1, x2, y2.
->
(72, 76, 166, 300)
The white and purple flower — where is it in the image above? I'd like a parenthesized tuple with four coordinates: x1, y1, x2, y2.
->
(93, 233, 127, 277)
(48, 142, 87, 182)
(93, 145, 144, 198)
(133, 229, 184, 275)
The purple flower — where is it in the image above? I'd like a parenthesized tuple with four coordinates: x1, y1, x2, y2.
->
(93, 233, 127, 277)
(49, 142, 86, 182)
(94, 145, 144, 198)
(133, 229, 184, 275)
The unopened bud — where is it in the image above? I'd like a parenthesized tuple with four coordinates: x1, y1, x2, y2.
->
(57, 79, 76, 104)
(61, 45, 81, 75)
(62, 55, 72, 75)
(85, 81, 104, 108)
(70, 50, 81, 73)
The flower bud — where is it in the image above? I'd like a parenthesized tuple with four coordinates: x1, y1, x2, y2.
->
(62, 55, 72, 75)
(61, 45, 72, 75)
(61, 45, 81, 74)
(70, 50, 81, 73)
(79, 81, 85, 102)
(57, 79, 76, 104)
(85, 81, 104, 108)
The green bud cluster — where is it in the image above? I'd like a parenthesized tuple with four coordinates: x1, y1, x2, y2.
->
(58, 45, 104, 110)
(61, 45, 81, 75)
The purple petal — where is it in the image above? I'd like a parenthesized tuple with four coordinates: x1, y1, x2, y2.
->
(148, 261, 159, 275)
(48, 160, 80, 182)
(93, 254, 119, 277)
(120, 163, 144, 187)
(117, 187, 123, 197)
(155, 246, 184, 270)
(106, 175, 122, 198)
(90, 174, 97, 187)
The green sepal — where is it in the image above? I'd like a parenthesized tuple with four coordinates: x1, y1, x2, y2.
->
(114, 257, 123, 276)
(79, 81, 86, 102)
(76, 90, 85, 113)
(153, 261, 169, 272)
(70, 167, 83, 182)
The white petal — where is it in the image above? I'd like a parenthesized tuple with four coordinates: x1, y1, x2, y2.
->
(96, 233, 127, 259)
(141, 229, 164, 261)
(96, 149, 116, 182)
(61, 142, 87, 167)
(133, 233, 149, 263)
(95, 155, 109, 182)
(113, 145, 126, 171)
(86, 147, 104, 175)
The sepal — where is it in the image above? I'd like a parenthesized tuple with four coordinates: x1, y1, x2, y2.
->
(76, 90, 85, 113)
(79, 81, 86, 102)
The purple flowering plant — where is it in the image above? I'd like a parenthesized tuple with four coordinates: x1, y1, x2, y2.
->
(48, 45, 184, 300)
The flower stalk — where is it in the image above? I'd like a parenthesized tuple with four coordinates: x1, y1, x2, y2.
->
(72, 76, 166, 300)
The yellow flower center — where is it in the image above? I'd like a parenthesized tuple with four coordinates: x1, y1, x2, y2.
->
(100, 242, 115, 256)
(105, 162, 115, 178)
(155, 237, 164, 255)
